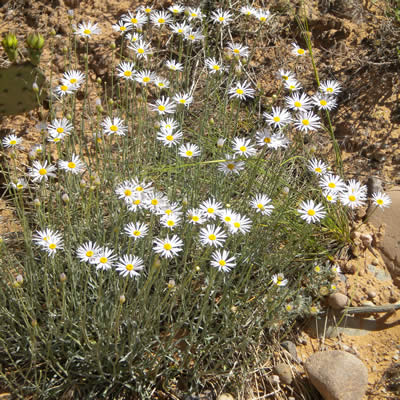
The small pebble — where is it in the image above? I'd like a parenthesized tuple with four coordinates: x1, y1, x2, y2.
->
(328, 293, 349, 310)
(371, 259, 379, 266)
(367, 290, 377, 299)
(361, 301, 375, 307)
(274, 363, 293, 385)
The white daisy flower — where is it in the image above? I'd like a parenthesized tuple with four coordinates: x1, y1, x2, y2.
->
(210, 250, 236, 272)
(311, 93, 337, 111)
(170, 22, 190, 35)
(149, 96, 176, 115)
(255, 9, 271, 23)
(123, 222, 149, 239)
(277, 68, 296, 82)
(291, 42, 306, 56)
(229, 213, 252, 234)
(232, 137, 257, 158)
(199, 225, 227, 248)
(161, 214, 181, 230)
(125, 32, 143, 43)
(115, 255, 144, 278)
(76, 241, 101, 263)
(323, 190, 338, 203)
(58, 154, 85, 175)
(240, 6, 256, 16)
(210, 9, 234, 25)
(160, 118, 179, 132)
(371, 191, 391, 209)
(308, 158, 328, 175)
(187, 208, 206, 225)
(285, 92, 313, 112)
(75, 21, 101, 38)
(298, 200, 326, 223)
(340, 188, 366, 209)
(154, 76, 170, 90)
(112, 20, 133, 34)
(228, 80, 255, 100)
(135, 69, 156, 85)
(153, 235, 184, 258)
(178, 143, 201, 158)
(2, 134, 22, 149)
(173, 92, 193, 107)
(184, 28, 204, 43)
(165, 59, 183, 71)
(227, 42, 249, 58)
(101, 117, 127, 136)
(284, 78, 302, 91)
(250, 194, 274, 216)
(168, 4, 185, 14)
(92, 247, 117, 270)
(205, 57, 224, 74)
(128, 39, 153, 59)
(116, 61, 136, 80)
(187, 7, 204, 21)
(319, 80, 341, 95)
(61, 70, 85, 88)
(218, 155, 245, 175)
(150, 10, 172, 27)
(156, 127, 183, 147)
(263, 106, 292, 129)
(54, 83, 77, 97)
(218, 209, 237, 225)
(272, 273, 288, 287)
(294, 111, 321, 133)
(9, 178, 28, 191)
(29, 160, 57, 182)
(122, 11, 147, 29)
(200, 198, 223, 220)
(319, 173, 346, 193)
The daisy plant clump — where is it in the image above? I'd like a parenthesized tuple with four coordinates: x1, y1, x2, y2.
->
(0, 3, 391, 399)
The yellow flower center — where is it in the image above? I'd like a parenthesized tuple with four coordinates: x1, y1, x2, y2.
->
(307, 209, 315, 216)
(264, 137, 271, 143)
(314, 266, 321, 272)
(349, 195, 356, 202)
(219, 17, 224, 21)
(233, 49, 239, 54)
(191, 12, 197, 17)
(377, 199, 384, 205)
(227, 163, 235, 170)
(144, 8, 151, 13)
(143, 77, 150, 82)
(158, 105, 166, 111)
(189, 35, 195, 40)
(327, 195, 333, 201)
(186, 150, 193, 156)
(10, 139, 17, 145)
(134, 199, 141, 205)
(136, 186, 143, 192)
(133, 230, 141, 236)
(68, 162, 76, 169)
(260, 17, 266, 22)
(137, 48, 144, 54)
(99, 257, 108, 264)
(17, 183, 23, 189)
(192, 215, 199, 222)
(56, 127, 64, 133)
(282, 75, 288, 80)
(234, 222, 240, 228)
(239, 146, 247, 152)
(39, 168, 47, 175)
(165, 209, 172, 215)
(83, 29, 91, 35)
(53, 137, 61, 142)
(208, 234, 216, 241)
(257, 204, 264, 209)
(236, 88, 244, 95)
(124, 189, 132, 196)
(294, 101, 302, 108)
(315, 167, 322, 173)
(164, 243, 172, 250)
(219, 260, 226, 266)
(151, 199, 158, 205)
(179, 99, 186, 104)
(126, 264, 134, 271)
(213, 65, 220, 70)
(70, 78, 77, 84)
(273, 116, 280, 122)
(328, 182, 336, 188)
(110, 125, 119, 132)
(131, 18, 138, 23)
(327, 87, 333, 93)
(207, 207, 214, 214)
(166, 135, 173, 141)
(86, 250, 94, 257)
(224, 216, 231, 222)
(158, 18, 165, 23)
(297, 48, 305, 55)
(61, 85, 68, 91)
(124, 70, 132, 77)
(167, 220, 175, 226)
(302, 119, 310, 126)
(49, 243, 57, 249)
(120, 26, 126, 31)
(320, 99, 327, 106)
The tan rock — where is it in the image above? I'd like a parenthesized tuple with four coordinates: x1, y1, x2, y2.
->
(328, 293, 348, 310)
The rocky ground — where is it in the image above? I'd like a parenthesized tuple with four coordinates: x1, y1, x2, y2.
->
(1, 0, 400, 399)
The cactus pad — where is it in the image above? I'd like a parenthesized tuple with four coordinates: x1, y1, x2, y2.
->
(0, 62, 46, 116)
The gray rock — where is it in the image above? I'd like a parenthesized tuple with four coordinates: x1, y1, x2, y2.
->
(367, 264, 392, 281)
(274, 362, 293, 385)
(367, 175, 383, 197)
(369, 186, 400, 285)
(305, 350, 368, 400)
(366, 290, 377, 299)
(328, 293, 349, 310)
(281, 340, 298, 360)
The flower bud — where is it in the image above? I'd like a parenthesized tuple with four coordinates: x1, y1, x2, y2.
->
(59, 272, 67, 282)
(119, 294, 126, 304)
(33, 198, 41, 207)
(217, 138, 225, 148)
(167, 279, 175, 289)
(61, 193, 70, 203)
(2, 32, 18, 62)
(26, 32, 45, 50)
(31, 319, 38, 327)
(32, 82, 39, 93)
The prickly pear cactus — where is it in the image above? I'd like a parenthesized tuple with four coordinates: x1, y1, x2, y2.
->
(0, 62, 46, 116)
